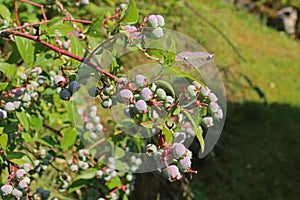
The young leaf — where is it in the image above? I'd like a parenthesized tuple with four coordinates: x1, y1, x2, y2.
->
(0, 133, 8, 156)
(165, 39, 176, 67)
(15, 36, 35, 67)
(162, 125, 173, 145)
(0, 82, 8, 91)
(0, 4, 11, 23)
(61, 128, 77, 149)
(16, 110, 30, 131)
(196, 126, 205, 153)
(120, 0, 138, 24)
(70, 35, 84, 68)
(155, 80, 176, 98)
(6, 151, 33, 166)
(0, 62, 16, 79)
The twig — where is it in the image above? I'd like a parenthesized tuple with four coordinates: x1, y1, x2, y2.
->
(18, 0, 48, 21)
(183, 0, 247, 62)
(14, 0, 22, 28)
(43, 122, 63, 137)
(6, 30, 121, 82)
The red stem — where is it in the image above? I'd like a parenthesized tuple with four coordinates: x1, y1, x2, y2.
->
(7, 30, 121, 82)
(18, 0, 48, 21)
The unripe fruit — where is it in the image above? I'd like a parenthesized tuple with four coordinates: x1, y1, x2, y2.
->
(96, 170, 103, 178)
(4, 102, 15, 112)
(78, 161, 89, 170)
(18, 179, 28, 189)
(202, 116, 214, 127)
(89, 132, 97, 139)
(134, 75, 146, 87)
(88, 86, 99, 97)
(164, 96, 174, 107)
(70, 164, 78, 172)
(85, 122, 94, 130)
(148, 15, 158, 27)
(172, 143, 186, 159)
(156, 88, 166, 100)
(12, 188, 23, 198)
(140, 87, 152, 101)
(22, 93, 31, 102)
(37, 76, 46, 85)
(200, 86, 211, 97)
(16, 169, 26, 179)
(156, 15, 165, 27)
(135, 99, 147, 112)
(208, 92, 218, 102)
(149, 27, 164, 39)
(60, 89, 72, 100)
(0, 109, 7, 120)
(187, 85, 197, 97)
(54, 75, 66, 86)
(166, 165, 182, 181)
(209, 102, 219, 113)
(96, 124, 103, 132)
(101, 98, 113, 108)
(19, 73, 27, 80)
(31, 67, 42, 77)
(173, 132, 186, 144)
(23, 163, 32, 172)
(213, 108, 223, 121)
(178, 156, 191, 170)
(150, 83, 157, 92)
(118, 89, 133, 103)
(13, 101, 22, 110)
(69, 81, 80, 93)
(103, 85, 115, 96)
(1, 184, 13, 195)
(146, 143, 157, 156)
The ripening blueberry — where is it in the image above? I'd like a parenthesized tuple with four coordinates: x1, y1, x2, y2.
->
(60, 89, 72, 100)
(187, 85, 197, 97)
(18, 179, 28, 189)
(193, 81, 201, 89)
(70, 164, 78, 172)
(19, 73, 27, 80)
(156, 88, 166, 100)
(135, 75, 146, 87)
(4, 102, 15, 112)
(1, 184, 13, 195)
(209, 102, 219, 113)
(149, 27, 164, 39)
(166, 165, 182, 181)
(148, 14, 158, 27)
(202, 116, 214, 127)
(135, 99, 147, 112)
(146, 143, 157, 156)
(200, 86, 211, 97)
(172, 143, 186, 159)
(101, 98, 113, 108)
(88, 86, 99, 97)
(173, 132, 186, 144)
(96, 170, 103, 178)
(118, 89, 133, 103)
(0, 109, 7, 120)
(13, 101, 22, 110)
(69, 81, 80, 93)
(85, 122, 94, 131)
(156, 15, 165, 27)
(54, 75, 66, 87)
(78, 161, 89, 170)
(213, 108, 223, 121)
(37, 76, 46, 85)
(89, 131, 97, 139)
(178, 156, 191, 170)
(103, 85, 115, 96)
(92, 116, 100, 124)
(140, 87, 152, 101)
(96, 124, 103, 132)
(55, 39, 62, 47)
(12, 188, 23, 198)
(23, 163, 32, 172)
(15, 89, 24, 98)
(78, 149, 89, 157)
(208, 92, 218, 102)
(31, 67, 42, 77)
(16, 169, 26, 179)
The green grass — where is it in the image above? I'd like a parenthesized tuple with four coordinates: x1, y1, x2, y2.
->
(133, 0, 300, 199)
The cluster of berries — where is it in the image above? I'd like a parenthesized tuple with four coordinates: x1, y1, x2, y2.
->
(1, 163, 32, 199)
(68, 149, 91, 173)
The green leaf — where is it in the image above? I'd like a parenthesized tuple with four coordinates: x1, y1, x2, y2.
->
(0, 62, 16, 79)
(162, 125, 173, 145)
(0, 133, 8, 156)
(30, 115, 43, 131)
(121, 0, 138, 24)
(165, 39, 176, 67)
(87, 15, 104, 37)
(65, 101, 78, 127)
(61, 128, 77, 149)
(6, 151, 33, 166)
(106, 176, 122, 189)
(16, 110, 30, 131)
(0, 4, 11, 22)
(0, 82, 8, 91)
(70, 35, 84, 68)
(196, 126, 205, 153)
(69, 179, 89, 193)
(15, 36, 35, 67)
(74, 168, 97, 181)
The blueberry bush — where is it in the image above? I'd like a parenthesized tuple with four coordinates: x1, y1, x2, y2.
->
(0, 0, 224, 199)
